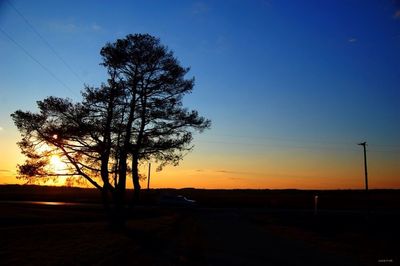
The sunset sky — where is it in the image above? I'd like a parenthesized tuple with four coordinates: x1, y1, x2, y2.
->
(0, 0, 399, 189)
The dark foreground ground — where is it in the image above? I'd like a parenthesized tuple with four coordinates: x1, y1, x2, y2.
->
(0, 185, 399, 265)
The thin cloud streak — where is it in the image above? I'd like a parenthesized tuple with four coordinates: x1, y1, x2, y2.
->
(191, 2, 209, 15)
(228, 177, 244, 180)
(91, 23, 102, 31)
(48, 20, 104, 34)
(215, 170, 258, 176)
(199, 169, 335, 180)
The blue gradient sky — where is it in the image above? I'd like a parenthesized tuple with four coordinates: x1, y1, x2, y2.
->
(0, 0, 399, 188)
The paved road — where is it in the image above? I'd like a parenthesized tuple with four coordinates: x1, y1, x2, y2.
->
(169, 208, 358, 266)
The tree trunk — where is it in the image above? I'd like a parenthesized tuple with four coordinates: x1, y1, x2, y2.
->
(106, 148, 127, 229)
(100, 152, 113, 208)
(131, 157, 141, 206)
(101, 186, 110, 210)
(116, 92, 137, 208)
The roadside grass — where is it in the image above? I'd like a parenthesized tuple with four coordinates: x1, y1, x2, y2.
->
(249, 211, 400, 265)
(0, 205, 180, 265)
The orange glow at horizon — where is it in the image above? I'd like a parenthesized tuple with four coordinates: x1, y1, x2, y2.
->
(135, 167, 400, 190)
(1, 165, 399, 189)
(1, 133, 399, 189)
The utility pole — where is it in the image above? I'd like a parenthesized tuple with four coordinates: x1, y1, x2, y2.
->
(147, 162, 151, 190)
(358, 142, 368, 191)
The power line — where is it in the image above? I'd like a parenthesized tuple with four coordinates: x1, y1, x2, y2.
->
(200, 133, 400, 150)
(197, 139, 360, 153)
(0, 27, 75, 95)
(196, 138, 400, 153)
(208, 133, 356, 146)
(368, 149, 400, 153)
(208, 134, 400, 149)
(6, 0, 84, 84)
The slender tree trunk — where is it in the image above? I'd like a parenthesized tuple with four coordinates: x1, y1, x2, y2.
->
(116, 151, 127, 205)
(114, 145, 129, 229)
(113, 144, 129, 228)
(100, 153, 112, 208)
(114, 91, 137, 224)
(100, 77, 121, 227)
(101, 185, 110, 210)
(131, 157, 141, 206)
(130, 87, 146, 207)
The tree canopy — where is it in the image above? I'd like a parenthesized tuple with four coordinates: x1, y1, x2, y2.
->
(11, 34, 211, 208)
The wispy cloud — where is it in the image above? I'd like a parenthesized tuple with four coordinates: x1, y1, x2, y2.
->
(216, 170, 232, 173)
(91, 23, 102, 32)
(395, 10, 400, 19)
(0, 169, 10, 172)
(191, 2, 209, 15)
(348, 38, 357, 43)
(193, 169, 248, 175)
(198, 35, 230, 55)
(228, 177, 244, 181)
(49, 21, 77, 33)
(261, 0, 272, 7)
(0, 126, 3, 131)
(48, 20, 103, 34)
(215, 169, 254, 175)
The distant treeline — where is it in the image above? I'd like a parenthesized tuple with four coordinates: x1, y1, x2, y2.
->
(0, 185, 399, 210)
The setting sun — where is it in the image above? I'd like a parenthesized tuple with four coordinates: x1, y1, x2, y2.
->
(49, 155, 67, 174)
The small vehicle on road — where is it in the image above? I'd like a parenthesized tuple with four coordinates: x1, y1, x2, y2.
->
(158, 194, 197, 207)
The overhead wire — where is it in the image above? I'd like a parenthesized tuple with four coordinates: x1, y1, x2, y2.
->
(206, 133, 400, 148)
(6, 0, 84, 84)
(0, 27, 76, 95)
(1, 1, 82, 97)
(196, 139, 360, 153)
(196, 134, 400, 154)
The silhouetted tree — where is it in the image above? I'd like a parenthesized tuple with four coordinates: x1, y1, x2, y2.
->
(99, 34, 210, 204)
(11, 34, 210, 225)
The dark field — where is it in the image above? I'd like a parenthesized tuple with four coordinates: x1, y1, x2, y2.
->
(0, 185, 399, 265)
